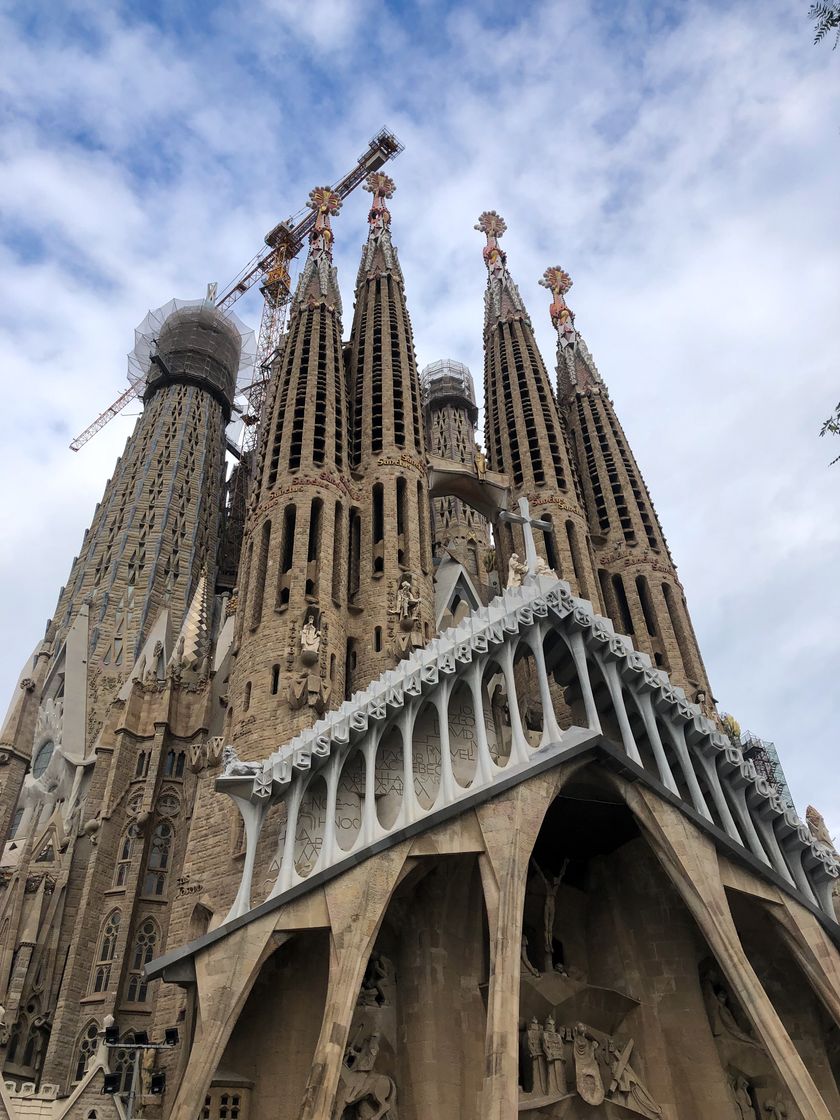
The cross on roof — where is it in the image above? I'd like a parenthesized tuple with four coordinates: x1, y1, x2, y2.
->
(499, 497, 551, 575)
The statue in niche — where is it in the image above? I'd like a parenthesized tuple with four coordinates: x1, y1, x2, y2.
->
(531, 858, 570, 973)
(526, 1017, 547, 1096)
(393, 577, 421, 630)
(358, 953, 395, 1007)
(300, 610, 321, 665)
(221, 745, 261, 778)
(520, 931, 541, 978)
(542, 1015, 567, 1096)
(702, 967, 759, 1047)
(507, 552, 528, 588)
(474, 446, 487, 479)
(334, 1030, 397, 1120)
(572, 1022, 605, 1106)
(729, 1073, 758, 1120)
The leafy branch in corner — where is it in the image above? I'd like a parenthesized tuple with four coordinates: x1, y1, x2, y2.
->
(820, 401, 840, 465)
(809, 2, 840, 47)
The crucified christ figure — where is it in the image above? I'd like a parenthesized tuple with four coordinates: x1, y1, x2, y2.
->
(531, 857, 569, 973)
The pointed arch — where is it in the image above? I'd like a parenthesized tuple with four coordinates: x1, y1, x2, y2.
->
(125, 916, 160, 1003)
(73, 1019, 100, 1083)
(90, 909, 120, 994)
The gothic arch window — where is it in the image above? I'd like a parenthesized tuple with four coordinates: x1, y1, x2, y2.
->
(32, 740, 54, 779)
(74, 1021, 100, 1082)
(6, 1019, 23, 1064)
(126, 918, 159, 1002)
(112, 1033, 136, 1093)
(143, 821, 173, 896)
(91, 910, 121, 993)
(114, 824, 140, 887)
(164, 750, 186, 778)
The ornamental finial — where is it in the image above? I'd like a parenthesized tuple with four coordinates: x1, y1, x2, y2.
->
(307, 186, 342, 257)
(475, 211, 507, 278)
(540, 266, 577, 349)
(364, 172, 395, 233)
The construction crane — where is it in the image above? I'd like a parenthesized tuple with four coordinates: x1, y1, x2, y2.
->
(69, 128, 404, 452)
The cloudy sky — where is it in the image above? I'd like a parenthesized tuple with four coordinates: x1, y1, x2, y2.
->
(1, 1, 838, 826)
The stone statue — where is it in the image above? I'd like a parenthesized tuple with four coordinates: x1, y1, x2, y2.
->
(474, 447, 487, 479)
(334, 1030, 397, 1120)
(542, 1015, 567, 1096)
(531, 858, 569, 973)
(394, 578, 421, 629)
(221, 745, 261, 777)
(358, 953, 395, 1007)
(806, 805, 837, 853)
(730, 1074, 758, 1120)
(534, 555, 556, 579)
(507, 552, 528, 588)
(605, 1038, 662, 1118)
(526, 1017, 547, 1096)
(520, 932, 540, 978)
(702, 968, 758, 1046)
(572, 1023, 604, 1106)
(300, 614, 321, 664)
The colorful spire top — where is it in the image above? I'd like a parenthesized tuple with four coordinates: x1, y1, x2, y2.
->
(540, 266, 577, 350)
(475, 210, 508, 278)
(307, 186, 342, 258)
(364, 172, 395, 234)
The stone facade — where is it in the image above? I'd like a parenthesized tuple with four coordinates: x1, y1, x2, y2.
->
(0, 190, 837, 1120)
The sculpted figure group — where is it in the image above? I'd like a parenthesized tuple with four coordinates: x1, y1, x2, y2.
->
(519, 1019, 662, 1118)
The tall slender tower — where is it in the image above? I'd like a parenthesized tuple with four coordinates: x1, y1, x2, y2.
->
(47, 301, 240, 743)
(476, 212, 599, 607)
(347, 174, 433, 687)
(228, 187, 350, 758)
(0, 298, 247, 1093)
(421, 358, 494, 594)
(543, 266, 712, 701)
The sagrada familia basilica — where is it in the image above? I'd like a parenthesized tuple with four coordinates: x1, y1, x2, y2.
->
(0, 149, 839, 1120)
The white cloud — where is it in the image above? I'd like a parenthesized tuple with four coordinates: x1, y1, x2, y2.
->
(1, 0, 838, 830)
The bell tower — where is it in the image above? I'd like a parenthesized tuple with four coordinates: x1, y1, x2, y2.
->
(476, 212, 599, 606)
(228, 187, 351, 757)
(346, 174, 434, 689)
(544, 266, 712, 701)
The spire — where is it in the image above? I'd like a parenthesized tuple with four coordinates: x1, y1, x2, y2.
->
(475, 210, 527, 332)
(295, 186, 343, 311)
(475, 212, 600, 606)
(358, 172, 401, 280)
(168, 571, 210, 677)
(540, 265, 605, 399)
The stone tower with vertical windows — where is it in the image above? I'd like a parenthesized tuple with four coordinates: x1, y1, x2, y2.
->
(542, 266, 713, 704)
(0, 298, 251, 1104)
(421, 358, 495, 596)
(346, 174, 434, 688)
(475, 212, 599, 607)
(0, 183, 838, 1120)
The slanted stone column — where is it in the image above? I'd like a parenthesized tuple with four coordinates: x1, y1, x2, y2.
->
(623, 780, 835, 1119)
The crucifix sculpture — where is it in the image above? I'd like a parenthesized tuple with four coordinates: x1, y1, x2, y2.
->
(499, 497, 552, 577)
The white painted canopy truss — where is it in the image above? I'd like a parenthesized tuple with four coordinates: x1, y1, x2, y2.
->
(218, 575, 840, 925)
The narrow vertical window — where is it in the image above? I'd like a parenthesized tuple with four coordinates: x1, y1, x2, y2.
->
(249, 520, 271, 629)
(612, 574, 635, 635)
(276, 505, 296, 609)
(396, 477, 409, 568)
(305, 498, 323, 598)
(271, 665, 280, 695)
(372, 484, 385, 575)
(331, 501, 343, 605)
(348, 509, 361, 601)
